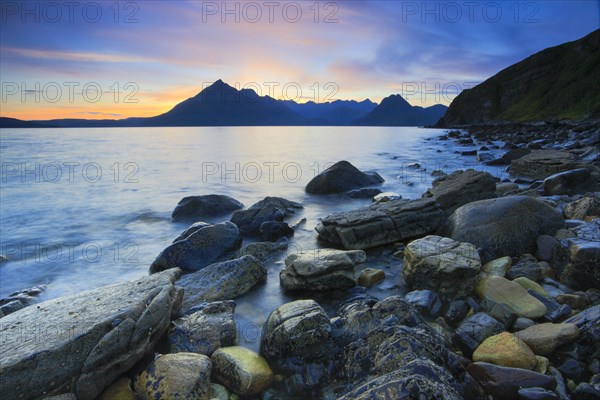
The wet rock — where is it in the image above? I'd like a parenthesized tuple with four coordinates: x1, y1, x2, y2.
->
(0, 285, 46, 317)
(342, 187, 382, 198)
(526, 289, 572, 322)
(543, 169, 594, 196)
(402, 235, 481, 297)
(0, 269, 181, 400)
(168, 301, 236, 355)
(562, 240, 600, 291)
(235, 241, 288, 263)
(515, 323, 580, 356)
(305, 160, 384, 194)
(337, 358, 462, 400)
(422, 169, 497, 214)
(211, 346, 273, 396)
(280, 249, 365, 291)
(473, 332, 537, 370)
(150, 222, 242, 273)
(518, 387, 559, 400)
(357, 268, 385, 287)
(468, 362, 556, 400)
(231, 197, 302, 235)
(173, 221, 212, 242)
(171, 194, 243, 221)
(135, 353, 211, 400)
(315, 198, 445, 250)
(476, 276, 547, 319)
(510, 150, 584, 180)
(178, 255, 266, 311)
(564, 197, 600, 220)
(259, 221, 294, 242)
(98, 377, 137, 400)
(404, 290, 442, 317)
(373, 191, 402, 203)
(486, 148, 532, 166)
(453, 312, 504, 358)
(260, 300, 331, 362)
(440, 196, 564, 262)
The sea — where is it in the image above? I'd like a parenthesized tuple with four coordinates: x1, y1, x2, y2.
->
(0, 126, 509, 350)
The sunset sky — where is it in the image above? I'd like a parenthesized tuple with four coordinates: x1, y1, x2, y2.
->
(1, 0, 599, 120)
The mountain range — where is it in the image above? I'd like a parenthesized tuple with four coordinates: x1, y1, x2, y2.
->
(437, 29, 600, 126)
(0, 80, 447, 128)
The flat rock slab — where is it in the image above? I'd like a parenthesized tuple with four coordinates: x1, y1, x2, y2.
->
(316, 198, 445, 250)
(0, 269, 182, 400)
(510, 150, 585, 179)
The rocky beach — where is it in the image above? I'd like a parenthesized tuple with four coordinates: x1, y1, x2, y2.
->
(1, 122, 599, 400)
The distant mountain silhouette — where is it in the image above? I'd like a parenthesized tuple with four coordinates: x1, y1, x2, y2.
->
(0, 117, 47, 128)
(3, 79, 448, 127)
(357, 95, 447, 126)
(437, 29, 600, 126)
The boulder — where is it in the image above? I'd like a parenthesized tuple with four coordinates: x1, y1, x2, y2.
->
(439, 196, 564, 262)
(453, 312, 505, 358)
(472, 332, 537, 370)
(280, 249, 365, 291)
(305, 160, 384, 194)
(231, 197, 302, 235)
(259, 221, 294, 242)
(178, 255, 266, 312)
(235, 241, 288, 263)
(543, 168, 595, 196)
(0, 269, 182, 400)
(173, 222, 211, 243)
(468, 362, 556, 400)
(486, 148, 531, 166)
(171, 194, 243, 221)
(150, 222, 242, 273)
(260, 300, 331, 362)
(168, 301, 236, 355)
(562, 240, 600, 291)
(135, 353, 211, 400)
(476, 276, 547, 319)
(514, 323, 580, 356)
(564, 197, 600, 220)
(402, 235, 481, 297)
(211, 346, 273, 396)
(510, 150, 585, 179)
(357, 268, 385, 287)
(422, 169, 497, 214)
(316, 198, 446, 250)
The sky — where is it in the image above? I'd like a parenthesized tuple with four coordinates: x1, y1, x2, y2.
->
(0, 0, 599, 120)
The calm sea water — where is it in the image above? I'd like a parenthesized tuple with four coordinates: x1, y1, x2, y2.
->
(0, 126, 507, 350)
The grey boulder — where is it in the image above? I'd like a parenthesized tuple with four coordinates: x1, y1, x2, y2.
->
(305, 160, 384, 194)
(231, 196, 302, 235)
(171, 194, 243, 221)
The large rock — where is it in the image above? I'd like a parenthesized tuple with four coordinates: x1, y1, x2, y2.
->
(177, 255, 266, 312)
(135, 353, 211, 400)
(439, 196, 564, 262)
(510, 150, 586, 179)
(468, 362, 556, 400)
(514, 323, 580, 355)
(473, 332, 537, 370)
(453, 312, 505, 358)
(476, 276, 547, 319)
(0, 269, 182, 400)
(316, 198, 446, 250)
(562, 240, 600, 291)
(260, 300, 331, 362)
(231, 197, 302, 235)
(150, 222, 242, 273)
(211, 346, 273, 396)
(305, 160, 384, 194)
(544, 168, 596, 196)
(171, 194, 243, 221)
(402, 235, 481, 297)
(486, 148, 531, 166)
(280, 249, 365, 291)
(564, 197, 600, 220)
(235, 241, 288, 263)
(168, 301, 236, 355)
(422, 169, 497, 214)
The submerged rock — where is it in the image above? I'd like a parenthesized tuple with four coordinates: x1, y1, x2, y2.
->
(316, 198, 445, 250)
(0, 269, 182, 400)
(402, 235, 481, 297)
(150, 222, 242, 273)
(305, 160, 384, 194)
(422, 169, 497, 214)
(177, 255, 266, 312)
(231, 197, 303, 235)
(211, 346, 273, 396)
(439, 196, 564, 262)
(280, 249, 365, 291)
(171, 194, 243, 221)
